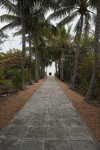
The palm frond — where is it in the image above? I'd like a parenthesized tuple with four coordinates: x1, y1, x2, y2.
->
(58, 0, 77, 6)
(0, 14, 19, 23)
(13, 30, 22, 37)
(1, 21, 21, 31)
(48, 7, 70, 21)
(88, 0, 97, 8)
(58, 11, 78, 27)
(44, 20, 58, 35)
(0, 0, 18, 14)
(41, 0, 58, 10)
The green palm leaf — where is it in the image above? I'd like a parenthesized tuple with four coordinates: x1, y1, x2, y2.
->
(48, 7, 71, 20)
(1, 21, 21, 31)
(58, 11, 78, 27)
(0, 14, 19, 23)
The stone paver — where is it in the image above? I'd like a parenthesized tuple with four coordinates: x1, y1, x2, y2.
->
(0, 77, 100, 150)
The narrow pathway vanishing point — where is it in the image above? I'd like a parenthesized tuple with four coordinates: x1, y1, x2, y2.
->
(0, 77, 100, 150)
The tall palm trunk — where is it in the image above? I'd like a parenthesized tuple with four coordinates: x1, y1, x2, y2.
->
(60, 49, 64, 81)
(55, 61, 58, 75)
(59, 54, 62, 79)
(58, 59, 60, 78)
(85, 0, 100, 102)
(20, 0, 26, 90)
(29, 30, 33, 85)
(84, 18, 89, 46)
(41, 68, 44, 78)
(70, 15, 83, 89)
(34, 37, 38, 82)
(42, 66, 45, 78)
(41, 61, 44, 78)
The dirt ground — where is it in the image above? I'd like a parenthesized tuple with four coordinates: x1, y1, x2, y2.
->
(0, 77, 47, 132)
(55, 77, 100, 142)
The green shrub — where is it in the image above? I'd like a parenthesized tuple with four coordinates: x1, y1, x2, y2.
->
(8, 69, 21, 88)
(7, 69, 29, 88)
(0, 71, 5, 84)
(0, 71, 5, 80)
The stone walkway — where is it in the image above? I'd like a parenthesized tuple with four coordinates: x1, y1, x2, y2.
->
(0, 77, 99, 150)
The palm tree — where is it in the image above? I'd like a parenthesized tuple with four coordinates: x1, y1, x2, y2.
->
(24, 0, 58, 82)
(85, 0, 100, 102)
(58, 26, 68, 81)
(49, 26, 71, 81)
(48, 0, 96, 89)
(28, 30, 33, 85)
(38, 36, 55, 78)
(24, 3, 34, 85)
(19, 0, 26, 90)
(31, 6, 57, 81)
(0, 0, 30, 88)
(0, 0, 26, 89)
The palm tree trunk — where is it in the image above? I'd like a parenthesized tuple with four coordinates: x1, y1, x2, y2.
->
(41, 68, 44, 78)
(20, 0, 26, 90)
(34, 37, 38, 82)
(55, 61, 57, 74)
(43, 66, 45, 77)
(84, 18, 89, 46)
(59, 54, 62, 80)
(46, 67, 47, 76)
(28, 30, 33, 85)
(70, 15, 83, 89)
(60, 49, 64, 81)
(85, 0, 100, 102)
(41, 61, 44, 78)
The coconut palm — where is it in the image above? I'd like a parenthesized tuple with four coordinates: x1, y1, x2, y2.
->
(32, 20, 57, 82)
(0, 1, 31, 86)
(58, 26, 71, 81)
(48, 0, 96, 89)
(0, 0, 26, 89)
(85, 0, 100, 102)
(49, 25, 72, 81)
(38, 36, 52, 78)
(19, 0, 26, 90)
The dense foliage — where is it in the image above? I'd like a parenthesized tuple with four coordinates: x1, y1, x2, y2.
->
(0, 49, 35, 94)
(62, 49, 100, 99)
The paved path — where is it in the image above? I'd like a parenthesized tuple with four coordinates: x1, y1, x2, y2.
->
(0, 77, 99, 150)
